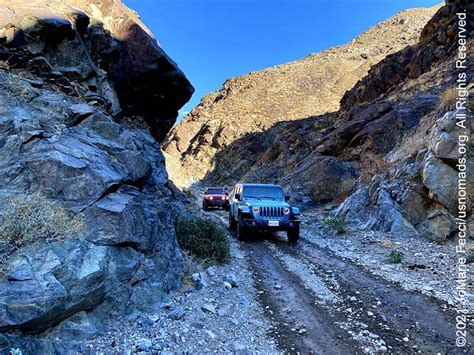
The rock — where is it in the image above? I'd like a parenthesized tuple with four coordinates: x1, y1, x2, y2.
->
(201, 304, 217, 314)
(0, 0, 192, 349)
(192, 272, 211, 289)
(168, 307, 186, 320)
(206, 267, 216, 277)
(422, 153, 459, 213)
(0, 0, 194, 140)
(350, 296, 357, 302)
(68, 103, 95, 125)
(217, 305, 230, 317)
(204, 330, 217, 340)
(223, 273, 239, 287)
(233, 342, 247, 351)
(282, 155, 358, 204)
(135, 338, 153, 351)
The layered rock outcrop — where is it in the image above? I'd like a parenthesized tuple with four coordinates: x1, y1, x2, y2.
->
(0, 0, 194, 141)
(163, 5, 439, 187)
(0, 0, 192, 352)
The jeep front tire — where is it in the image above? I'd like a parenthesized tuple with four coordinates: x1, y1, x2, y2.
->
(237, 218, 248, 241)
(287, 227, 299, 243)
(229, 213, 237, 230)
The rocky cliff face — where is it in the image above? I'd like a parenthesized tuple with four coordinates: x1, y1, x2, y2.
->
(0, 0, 194, 141)
(162, 5, 439, 187)
(0, 0, 192, 352)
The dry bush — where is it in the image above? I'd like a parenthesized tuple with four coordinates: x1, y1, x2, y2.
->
(439, 86, 457, 111)
(181, 250, 204, 287)
(0, 193, 84, 266)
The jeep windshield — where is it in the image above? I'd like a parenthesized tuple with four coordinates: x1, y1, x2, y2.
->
(242, 186, 284, 200)
(207, 188, 225, 195)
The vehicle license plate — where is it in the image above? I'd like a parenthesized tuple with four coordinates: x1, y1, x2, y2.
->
(268, 220, 279, 227)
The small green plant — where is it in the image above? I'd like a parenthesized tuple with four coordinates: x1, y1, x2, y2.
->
(324, 217, 347, 234)
(338, 150, 353, 161)
(387, 250, 404, 264)
(175, 216, 230, 262)
(0, 192, 84, 266)
(265, 146, 282, 162)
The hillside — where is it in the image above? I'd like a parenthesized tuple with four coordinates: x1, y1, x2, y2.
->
(163, 5, 440, 187)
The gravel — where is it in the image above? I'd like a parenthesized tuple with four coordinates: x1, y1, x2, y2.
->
(86, 237, 277, 353)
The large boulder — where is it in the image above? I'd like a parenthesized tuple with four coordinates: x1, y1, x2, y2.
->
(0, 0, 194, 140)
(282, 155, 358, 204)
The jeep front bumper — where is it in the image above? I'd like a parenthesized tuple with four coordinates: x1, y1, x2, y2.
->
(241, 218, 300, 231)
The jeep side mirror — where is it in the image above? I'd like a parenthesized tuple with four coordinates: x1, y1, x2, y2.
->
(235, 193, 241, 201)
(285, 195, 290, 202)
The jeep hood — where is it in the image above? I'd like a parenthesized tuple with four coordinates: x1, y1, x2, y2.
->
(243, 200, 290, 208)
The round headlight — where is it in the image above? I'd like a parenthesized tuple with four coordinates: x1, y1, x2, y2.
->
(283, 207, 290, 214)
(209, 196, 213, 200)
(252, 207, 260, 214)
(221, 196, 226, 200)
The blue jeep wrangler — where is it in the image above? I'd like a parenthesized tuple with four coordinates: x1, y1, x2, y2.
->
(228, 183, 301, 242)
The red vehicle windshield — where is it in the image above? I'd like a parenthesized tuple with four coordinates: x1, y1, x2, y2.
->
(206, 188, 225, 195)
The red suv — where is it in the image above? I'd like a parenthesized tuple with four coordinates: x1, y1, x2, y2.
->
(202, 187, 228, 211)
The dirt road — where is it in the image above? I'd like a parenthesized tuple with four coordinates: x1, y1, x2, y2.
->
(206, 207, 472, 354)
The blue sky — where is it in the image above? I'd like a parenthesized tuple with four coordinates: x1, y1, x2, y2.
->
(124, 0, 440, 121)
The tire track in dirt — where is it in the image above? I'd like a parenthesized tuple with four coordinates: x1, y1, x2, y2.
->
(199, 199, 471, 354)
(270, 235, 472, 354)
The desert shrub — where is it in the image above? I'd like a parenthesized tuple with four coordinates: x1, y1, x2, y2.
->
(181, 249, 204, 286)
(338, 150, 354, 161)
(440, 86, 457, 111)
(0, 192, 84, 265)
(387, 250, 404, 264)
(175, 216, 229, 262)
(265, 146, 282, 162)
(324, 217, 347, 234)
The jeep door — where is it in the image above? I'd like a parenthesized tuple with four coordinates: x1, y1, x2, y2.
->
(229, 185, 241, 218)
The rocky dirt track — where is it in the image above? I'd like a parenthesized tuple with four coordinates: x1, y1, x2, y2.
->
(86, 193, 472, 354)
(206, 203, 473, 354)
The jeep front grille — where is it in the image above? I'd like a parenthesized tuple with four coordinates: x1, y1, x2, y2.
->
(260, 206, 284, 219)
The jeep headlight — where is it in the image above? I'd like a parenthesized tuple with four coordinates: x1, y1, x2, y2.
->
(283, 207, 290, 214)
(209, 196, 213, 200)
(221, 196, 226, 200)
(252, 207, 260, 214)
